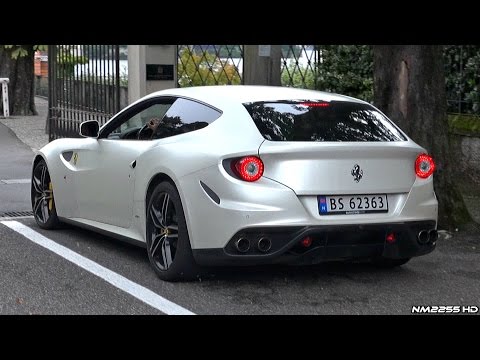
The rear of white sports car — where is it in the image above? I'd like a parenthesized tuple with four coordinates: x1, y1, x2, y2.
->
(181, 90, 438, 267)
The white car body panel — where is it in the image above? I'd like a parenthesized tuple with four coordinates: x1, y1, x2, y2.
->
(34, 85, 438, 262)
(259, 140, 422, 194)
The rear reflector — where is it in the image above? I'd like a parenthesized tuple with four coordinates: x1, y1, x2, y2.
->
(301, 236, 313, 247)
(386, 232, 396, 244)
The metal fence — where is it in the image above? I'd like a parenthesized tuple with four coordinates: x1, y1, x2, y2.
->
(444, 45, 480, 115)
(176, 45, 321, 89)
(47, 44, 317, 140)
(46, 45, 479, 138)
(177, 45, 244, 87)
(281, 45, 480, 116)
(48, 45, 122, 141)
(281, 45, 319, 89)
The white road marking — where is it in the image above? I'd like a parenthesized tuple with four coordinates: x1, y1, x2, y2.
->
(0, 178, 31, 184)
(0, 216, 33, 221)
(1, 220, 195, 315)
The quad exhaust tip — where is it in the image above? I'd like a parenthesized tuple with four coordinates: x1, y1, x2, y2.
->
(257, 237, 272, 253)
(418, 230, 429, 244)
(235, 237, 250, 253)
(417, 229, 438, 244)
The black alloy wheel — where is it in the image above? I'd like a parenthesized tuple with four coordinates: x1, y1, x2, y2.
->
(31, 159, 60, 229)
(146, 181, 200, 281)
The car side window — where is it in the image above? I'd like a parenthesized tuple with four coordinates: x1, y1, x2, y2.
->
(105, 100, 175, 140)
(151, 98, 222, 140)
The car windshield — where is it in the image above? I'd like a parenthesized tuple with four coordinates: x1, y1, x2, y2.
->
(243, 100, 407, 142)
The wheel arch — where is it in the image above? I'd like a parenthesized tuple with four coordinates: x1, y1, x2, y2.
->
(32, 154, 47, 175)
(145, 172, 178, 207)
(31, 153, 61, 229)
(32, 153, 58, 190)
(144, 172, 195, 248)
(31, 153, 55, 192)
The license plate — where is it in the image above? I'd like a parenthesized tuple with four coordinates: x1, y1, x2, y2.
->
(318, 194, 388, 215)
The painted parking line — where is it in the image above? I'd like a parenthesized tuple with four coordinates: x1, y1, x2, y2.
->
(1, 220, 195, 315)
(0, 216, 33, 221)
(0, 178, 30, 184)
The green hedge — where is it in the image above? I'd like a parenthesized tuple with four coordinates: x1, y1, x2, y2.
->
(448, 113, 480, 136)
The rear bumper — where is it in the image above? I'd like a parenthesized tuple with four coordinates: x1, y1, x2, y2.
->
(179, 162, 438, 251)
(192, 221, 436, 266)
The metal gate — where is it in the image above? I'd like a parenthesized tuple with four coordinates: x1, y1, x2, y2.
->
(176, 45, 321, 90)
(48, 44, 321, 140)
(48, 45, 121, 141)
(177, 45, 244, 87)
(281, 45, 320, 89)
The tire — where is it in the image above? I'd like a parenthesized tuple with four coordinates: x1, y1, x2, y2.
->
(372, 257, 411, 268)
(146, 181, 200, 281)
(31, 159, 60, 229)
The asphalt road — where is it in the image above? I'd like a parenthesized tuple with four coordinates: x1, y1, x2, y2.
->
(0, 122, 34, 214)
(0, 121, 479, 315)
(1, 217, 479, 315)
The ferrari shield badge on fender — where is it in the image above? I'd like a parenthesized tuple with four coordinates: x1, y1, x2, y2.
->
(73, 152, 78, 165)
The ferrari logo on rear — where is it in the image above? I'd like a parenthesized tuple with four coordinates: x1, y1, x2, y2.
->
(351, 164, 363, 182)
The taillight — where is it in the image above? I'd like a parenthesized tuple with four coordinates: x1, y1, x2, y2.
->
(415, 153, 435, 179)
(232, 156, 264, 182)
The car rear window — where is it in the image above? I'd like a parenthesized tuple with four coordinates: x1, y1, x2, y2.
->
(243, 100, 406, 142)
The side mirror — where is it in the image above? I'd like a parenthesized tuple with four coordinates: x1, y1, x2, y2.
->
(80, 120, 99, 138)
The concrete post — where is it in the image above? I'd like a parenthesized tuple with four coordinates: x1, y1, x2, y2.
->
(128, 45, 177, 104)
(127, 45, 146, 104)
(0, 78, 9, 117)
(243, 45, 282, 86)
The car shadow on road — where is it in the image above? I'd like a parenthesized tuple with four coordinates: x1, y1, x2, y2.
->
(55, 222, 419, 287)
(199, 261, 413, 285)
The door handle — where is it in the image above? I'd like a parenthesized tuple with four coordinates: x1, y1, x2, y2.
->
(130, 160, 137, 169)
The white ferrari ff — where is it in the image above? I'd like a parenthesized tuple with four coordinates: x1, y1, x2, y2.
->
(31, 86, 438, 281)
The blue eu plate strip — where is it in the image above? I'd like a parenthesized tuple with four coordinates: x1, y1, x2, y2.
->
(318, 196, 328, 214)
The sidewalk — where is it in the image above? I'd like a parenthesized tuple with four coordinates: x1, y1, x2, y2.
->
(0, 97, 49, 152)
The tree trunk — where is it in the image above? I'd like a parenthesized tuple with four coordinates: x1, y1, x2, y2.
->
(373, 45, 471, 229)
(0, 46, 37, 116)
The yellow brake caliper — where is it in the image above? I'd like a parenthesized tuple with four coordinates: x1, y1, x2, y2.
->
(48, 182, 54, 211)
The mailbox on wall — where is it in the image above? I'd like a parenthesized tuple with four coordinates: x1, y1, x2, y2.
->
(128, 45, 177, 104)
(146, 64, 174, 81)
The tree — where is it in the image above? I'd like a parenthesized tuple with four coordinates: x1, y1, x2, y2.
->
(373, 45, 471, 229)
(56, 46, 88, 77)
(0, 45, 45, 116)
(444, 45, 480, 114)
(280, 45, 373, 102)
(317, 45, 373, 102)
